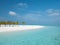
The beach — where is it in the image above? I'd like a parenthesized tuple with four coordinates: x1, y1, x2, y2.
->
(0, 26, 60, 45)
(0, 25, 44, 32)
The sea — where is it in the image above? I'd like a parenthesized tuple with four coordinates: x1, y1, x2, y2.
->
(0, 26, 60, 45)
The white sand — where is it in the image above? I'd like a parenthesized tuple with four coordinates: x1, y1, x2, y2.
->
(0, 25, 44, 32)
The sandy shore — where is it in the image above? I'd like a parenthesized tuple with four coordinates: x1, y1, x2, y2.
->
(0, 25, 44, 32)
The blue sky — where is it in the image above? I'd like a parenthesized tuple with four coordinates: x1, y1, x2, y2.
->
(0, 0, 60, 26)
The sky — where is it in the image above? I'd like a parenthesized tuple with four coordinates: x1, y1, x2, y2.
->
(0, 0, 60, 26)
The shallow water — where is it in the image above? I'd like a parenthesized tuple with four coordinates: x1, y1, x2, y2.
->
(0, 26, 60, 45)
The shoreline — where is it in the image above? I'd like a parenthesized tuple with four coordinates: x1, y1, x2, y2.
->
(0, 25, 44, 32)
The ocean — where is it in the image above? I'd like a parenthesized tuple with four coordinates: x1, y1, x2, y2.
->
(0, 26, 60, 45)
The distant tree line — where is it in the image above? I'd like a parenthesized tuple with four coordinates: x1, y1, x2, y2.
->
(0, 21, 18, 25)
(0, 21, 26, 25)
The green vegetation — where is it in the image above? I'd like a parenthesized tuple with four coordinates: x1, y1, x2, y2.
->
(0, 21, 26, 25)
(0, 21, 19, 25)
(21, 22, 26, 25)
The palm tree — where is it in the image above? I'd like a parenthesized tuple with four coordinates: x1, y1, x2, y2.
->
(22, 22, 26, 25)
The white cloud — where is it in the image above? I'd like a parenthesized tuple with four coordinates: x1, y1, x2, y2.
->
(46, 9, 60, 16)
(23, 13, 41, 22)
(18, 3, 27, 6)
(46, 9, 53, 13)
(18, 3, 28, 8)
(49, 13, 60, 16)
(24, 14, 36, 21)
(9, 11, 16, 16)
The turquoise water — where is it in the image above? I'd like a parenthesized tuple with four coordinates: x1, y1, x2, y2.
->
(0, 26, 60, 45)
